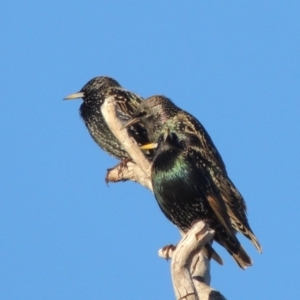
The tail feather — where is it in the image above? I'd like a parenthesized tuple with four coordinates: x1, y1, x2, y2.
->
(248, 231, 262, 253)
(214, 229, 253, 269)
(230, 244, 252, 269)
(230, 215, 262, 253)
(238, 223, 262, 253)
(203, 244, 223, 265)
(216, 174, 263, 254)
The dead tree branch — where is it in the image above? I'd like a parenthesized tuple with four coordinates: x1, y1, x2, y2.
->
(102, 96, 152, 190)
(169, 221, 227, 300)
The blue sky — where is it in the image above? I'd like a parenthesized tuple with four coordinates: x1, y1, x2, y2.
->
(1, 1, 299, 299)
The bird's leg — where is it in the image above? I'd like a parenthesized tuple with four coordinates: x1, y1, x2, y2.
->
(160, 244, 177, 260)
(105, 158, 133, 184)
(118, 157, 132, 169)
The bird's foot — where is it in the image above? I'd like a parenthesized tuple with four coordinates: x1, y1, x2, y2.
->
(118, 157, 132, 170)
(161, 244, 177, 260)
(105, 158, 133, 184)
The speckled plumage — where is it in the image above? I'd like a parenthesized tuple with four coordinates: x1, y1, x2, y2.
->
(151, 131, 252, 268)
(65, 76, 152, 160)
(124, 95, 262, 260)
(126, 95, 227, 171)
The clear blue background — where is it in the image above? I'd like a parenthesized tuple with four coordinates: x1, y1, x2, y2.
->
(1, 2, 299, 299)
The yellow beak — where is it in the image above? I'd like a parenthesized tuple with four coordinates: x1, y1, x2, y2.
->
(63, 92, 85, 100)
(140, 142, 158, 150)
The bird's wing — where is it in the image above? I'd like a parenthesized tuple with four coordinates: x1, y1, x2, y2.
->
(206, 194, 235, 240)
(201, 153, 262, 253)
(178, 111, 227, 173)
(219, 181, 262, 252)
(105, 87, 143, 120)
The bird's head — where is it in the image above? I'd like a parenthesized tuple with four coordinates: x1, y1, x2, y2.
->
(140, 129, 183, 152)
(64, 76, 121, 102)
(121, 95, 176, 131)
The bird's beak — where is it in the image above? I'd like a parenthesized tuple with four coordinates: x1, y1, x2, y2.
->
(63, 92, 85, 100)
(140, 142, 158, 150)
(121, 117, 140, 130)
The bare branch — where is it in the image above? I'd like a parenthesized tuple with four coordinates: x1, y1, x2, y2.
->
(170, 221, 227, 300)
(101, 97, 151, 173)
(106, 161, 152, 190)
(101, 96, 152, 190)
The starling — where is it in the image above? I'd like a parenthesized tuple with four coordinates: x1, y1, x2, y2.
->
(142, 130, 252, 268)
(123, 95, 262, 255)
(64, 76, 152, 160)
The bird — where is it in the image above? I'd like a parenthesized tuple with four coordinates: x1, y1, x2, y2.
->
(64, 76, 152, 160)
(141, 129, 252, 269)
(123, 95, 262, 256)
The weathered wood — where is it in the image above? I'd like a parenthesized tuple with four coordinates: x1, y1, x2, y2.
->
(105, 160, 152, 190)
(102, 96, 152, 190)
(158, 231, 211, 286)
(169, 221, 227, 300)
(101, 97, 226, 300)
(101, 96, 152, 175)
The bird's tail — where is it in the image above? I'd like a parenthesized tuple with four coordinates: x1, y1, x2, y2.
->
(230, 244, 252, 269)
(215, 230, 252, 269)
(235, 223, 262, 253)
(217, 176, 263, 253)
(203, 243, 223, 265)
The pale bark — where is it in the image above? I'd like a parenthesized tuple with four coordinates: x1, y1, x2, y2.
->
(168, 221, 227, 300)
